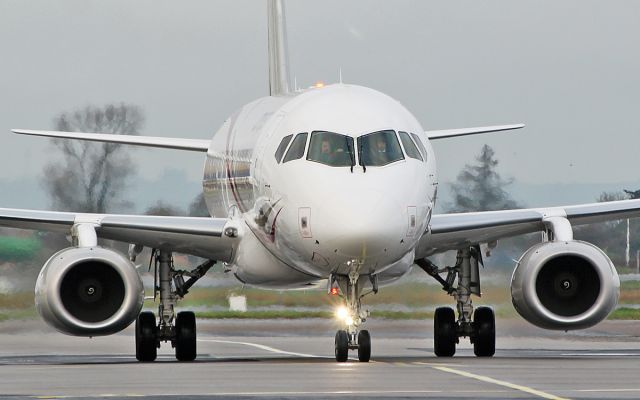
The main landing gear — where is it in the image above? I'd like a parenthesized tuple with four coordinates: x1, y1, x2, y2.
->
(135, 249, 215, 362)
(330, 268, 377, 362)
(417, 247, 496, 357)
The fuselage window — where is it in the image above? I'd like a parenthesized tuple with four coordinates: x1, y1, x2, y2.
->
(410, 132, 428, 162)
(399, 131, 423, 161)
(274, 134, 293, 163)
(357, 130, 404, 167)
(282, 132, 308, 163)
(307, 131, 355, 167)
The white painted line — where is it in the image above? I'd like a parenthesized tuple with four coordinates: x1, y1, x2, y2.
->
(199, 338, 362, 361)
(199, 338, 326, 358)
(432, 366, 569, 400)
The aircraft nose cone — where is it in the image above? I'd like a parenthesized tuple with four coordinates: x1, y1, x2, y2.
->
(315, 189, 406, 260)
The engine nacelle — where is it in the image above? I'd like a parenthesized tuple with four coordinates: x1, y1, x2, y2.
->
(35, 247, 144, 336)
(511, 240, 619, 330)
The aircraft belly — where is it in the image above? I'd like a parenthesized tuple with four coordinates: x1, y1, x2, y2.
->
(232, 224, 323, 289)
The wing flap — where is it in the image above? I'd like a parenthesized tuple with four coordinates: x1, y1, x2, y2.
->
(426, 124, 524, 140)
(12, 129, 210, 152)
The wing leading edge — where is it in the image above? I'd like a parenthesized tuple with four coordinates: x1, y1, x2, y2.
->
(416, 199, 640, 258)
(0, 208, 237, 262)
(426, 124, 524, 140)
(12, 129, 211, 152)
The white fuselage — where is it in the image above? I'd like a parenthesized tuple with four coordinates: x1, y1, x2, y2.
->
(203, 84, 437, 288)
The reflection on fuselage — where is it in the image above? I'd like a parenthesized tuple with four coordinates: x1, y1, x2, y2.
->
(201, 84, 436, 288)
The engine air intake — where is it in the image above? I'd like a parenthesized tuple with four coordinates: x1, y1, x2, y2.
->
(60, 262, 126, 323)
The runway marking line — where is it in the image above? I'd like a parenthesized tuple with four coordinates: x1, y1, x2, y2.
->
(199, 338, 326, 359)
(432, 366, 569, 400)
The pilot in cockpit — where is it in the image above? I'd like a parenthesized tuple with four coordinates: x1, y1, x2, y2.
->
(319, 138, 336, 164)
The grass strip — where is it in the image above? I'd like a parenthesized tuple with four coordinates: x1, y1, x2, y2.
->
(608, 307, 640, 320)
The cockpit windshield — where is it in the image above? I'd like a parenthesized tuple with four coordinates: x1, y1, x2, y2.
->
(357, 130, 404, 167)
(307, 131, 355, 168)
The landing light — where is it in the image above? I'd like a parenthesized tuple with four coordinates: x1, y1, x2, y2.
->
(335, 306, 349, 320)
(335, 306, 355, 326)
(314, 81, 325, 88)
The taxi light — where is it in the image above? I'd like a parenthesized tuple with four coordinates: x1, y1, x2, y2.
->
(345, 316, 354, 326)
(314, 81, 325, 88)
(336, 306, 349, 320)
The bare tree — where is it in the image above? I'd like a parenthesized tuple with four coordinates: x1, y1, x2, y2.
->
(42, 104, 144, 213)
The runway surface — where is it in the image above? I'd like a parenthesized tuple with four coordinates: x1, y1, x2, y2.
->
(0, 318, 639, 399)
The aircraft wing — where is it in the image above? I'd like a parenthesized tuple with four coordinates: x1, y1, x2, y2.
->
(12, 129, 211, 152)
(426, 124, 524, 140)
(416, 199, 640, 258)
(0, 208, 238, 262)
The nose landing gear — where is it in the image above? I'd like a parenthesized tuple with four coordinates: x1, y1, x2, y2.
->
(331, 269, 376, 362)
(417, 247, 496, 357)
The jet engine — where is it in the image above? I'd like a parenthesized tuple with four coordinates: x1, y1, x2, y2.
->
(511, 240, 619, 330)
(35, 246, 144, 336)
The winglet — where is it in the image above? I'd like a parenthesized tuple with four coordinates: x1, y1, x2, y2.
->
(12, 129, 211, 152)
(426, 124, 525, 140)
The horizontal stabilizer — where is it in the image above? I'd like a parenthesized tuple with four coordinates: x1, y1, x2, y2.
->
(426, 124, 525, 140)
(11, 129, 210, 152)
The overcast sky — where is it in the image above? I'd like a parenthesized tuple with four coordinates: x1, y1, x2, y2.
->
(1, 0, 639, 188)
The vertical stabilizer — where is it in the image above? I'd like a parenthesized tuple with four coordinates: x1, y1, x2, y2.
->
(267, 0, 291, 96)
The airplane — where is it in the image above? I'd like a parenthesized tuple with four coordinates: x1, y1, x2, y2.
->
(3, 0, 640, 363)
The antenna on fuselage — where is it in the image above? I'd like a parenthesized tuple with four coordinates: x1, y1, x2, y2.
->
(339, 67, 343, 84)
(267, 0, 292, 96)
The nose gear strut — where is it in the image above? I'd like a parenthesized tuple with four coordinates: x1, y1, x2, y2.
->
(330, 263, 377, 362)
(416, 246, 495, 357)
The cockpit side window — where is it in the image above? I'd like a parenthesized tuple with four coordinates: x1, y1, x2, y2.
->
(399, 131, 423, 161)
(307, 131, 355, 167)
(410, 132, 428, 162)
(357, 130, 404, 167)
(282, 133, 308, 163)
(274, 134, 293, 163)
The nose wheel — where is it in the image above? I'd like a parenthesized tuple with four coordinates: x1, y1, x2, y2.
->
(357, 330, 371, 362)
(334, 329, 371, 362)
(334, 330, 349, 362)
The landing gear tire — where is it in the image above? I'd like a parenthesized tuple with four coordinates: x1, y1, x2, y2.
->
(136, 311, 157, 362)
(335, 330, 349, 362)
(175, 311, 197, 361)
(434, 307, 456, 357)
(473, 307, 495, 357)
(357, 330, 371, 362)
